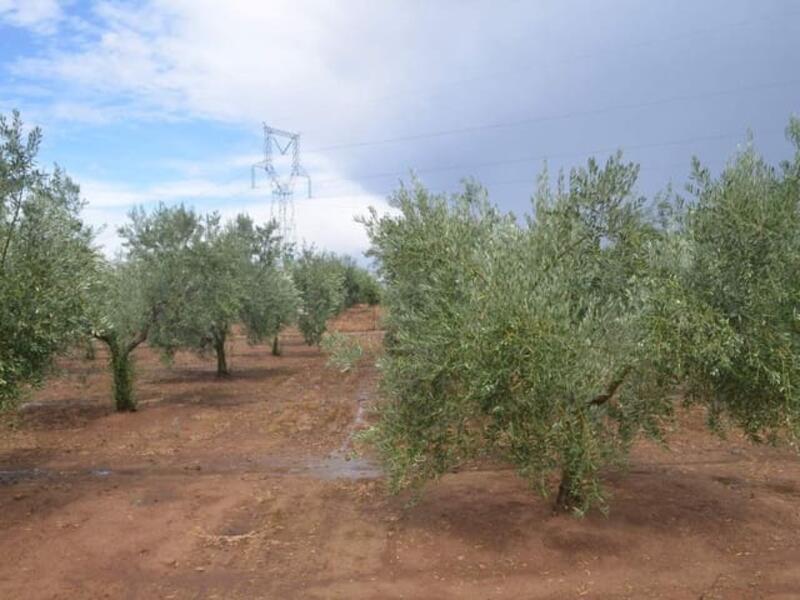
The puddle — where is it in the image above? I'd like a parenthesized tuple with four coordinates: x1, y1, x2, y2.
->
(0, 468, 48, 485)
(310, 452, 381, 480)
(314, 380, 381, 479)
(256, 452, 381, 480)
(0, 456, 382, 485)
(338, 390, 370, 452)
(0, 454, 382, 485)
(0, 467, 117, 485)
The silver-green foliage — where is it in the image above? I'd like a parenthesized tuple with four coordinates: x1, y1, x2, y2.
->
(88, 259, 164, 411)
(0, 111, 96, 407)
(363, 162, 675, 513)
(237, 218, 300, 348)
(122, 206, 299, 377)
(292, 249, 346, 346)
(675, 122, 800, 443)
(339, 256, 382, 307)
(89, 204, 209, 409)
(363, 129, 800, 513)
(320, 331, 364, 372)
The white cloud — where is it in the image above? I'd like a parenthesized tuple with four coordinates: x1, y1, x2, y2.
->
(77, 164, 394, 259)
(0, 0, 63, 33)
(82, 189, 392, 260)
(8, 1, 522, 136)
(9, 0, 421, 256)
(5, 0, 796, 258)
(5, 0, 566, 218)
(217, 194, 387, 260)
(80, 147, 374, 205)
(83, 178, 252, 207)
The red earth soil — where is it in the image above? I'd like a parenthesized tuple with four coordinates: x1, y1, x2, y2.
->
(0, 305, 799, 599)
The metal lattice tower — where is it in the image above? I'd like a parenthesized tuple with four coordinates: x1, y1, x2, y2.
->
(251, 124, 311, 242)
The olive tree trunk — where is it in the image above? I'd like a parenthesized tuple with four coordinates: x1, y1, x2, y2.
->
(214, 333, 229, 377)
(271, 335, 281, 356)
(94, 328, 149, 412)
(554, 468, 582, 513)
(109, 344, 136, 412)
(83, 337, 96, 361)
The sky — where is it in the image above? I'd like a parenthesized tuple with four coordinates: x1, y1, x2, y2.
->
(1, 0, 798, 259)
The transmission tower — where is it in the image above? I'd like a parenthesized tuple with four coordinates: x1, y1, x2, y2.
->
(251, 124, 311, 242)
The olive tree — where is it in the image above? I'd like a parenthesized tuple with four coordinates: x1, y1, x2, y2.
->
(339, 256, 381, 307)
(673, 121, 800, 443)
(88, 260, 159, 411)
(126, 207, 298, 377)
(364, 128, 800, 514)
(361, 161, 687, 514)
(84, 204, 208, 409)
(236, 217, 299, 358)
(292, 249, 346, 346)
(0, 110, 96, 407)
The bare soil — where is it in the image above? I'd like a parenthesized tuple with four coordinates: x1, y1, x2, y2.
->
(1, 305, 799, 599)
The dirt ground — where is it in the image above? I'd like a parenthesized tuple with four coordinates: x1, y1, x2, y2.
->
(1, 305, 799, 599)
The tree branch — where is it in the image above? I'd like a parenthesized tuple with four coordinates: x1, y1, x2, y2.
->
(124, 301, 165, 354)
(588, 366, 631, 407)
(125, 326, 150, 355)
(91, 330, 114, 346)
(0, 188, 25, 271)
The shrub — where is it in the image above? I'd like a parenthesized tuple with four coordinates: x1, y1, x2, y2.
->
(320, 331, 364, 372)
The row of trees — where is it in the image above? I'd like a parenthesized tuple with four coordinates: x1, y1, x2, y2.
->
(89, 216, 379, 410)
(362, 119, 800, 514)
(0, 110, 380, 413)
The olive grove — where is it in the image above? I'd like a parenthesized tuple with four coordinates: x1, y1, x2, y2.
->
(362, 121, 800, 513)
(121, 206, 299, 379)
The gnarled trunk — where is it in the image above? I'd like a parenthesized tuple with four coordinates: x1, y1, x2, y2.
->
(214, 334, 229, 377)
(83, 338, 96, 361)
(554, 468, 581, 513)
(271, 335, 281, 356)
(94, 319, 151, 412)
(109, 344, 136, 412)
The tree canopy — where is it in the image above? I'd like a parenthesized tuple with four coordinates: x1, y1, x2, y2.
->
(362, 120, 800, 513)
(292, 249, 346, 346)
(339, 256, 382, 307)
(674, 124, 800, 442)
(0, 111, 96, 407)
(88, 259, 158, 411)
(122, 205, 299, 377)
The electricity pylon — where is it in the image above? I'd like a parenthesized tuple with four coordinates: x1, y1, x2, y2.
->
(251, 124, 311, 243)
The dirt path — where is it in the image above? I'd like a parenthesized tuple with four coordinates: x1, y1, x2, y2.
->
(1, 306, 799, 599)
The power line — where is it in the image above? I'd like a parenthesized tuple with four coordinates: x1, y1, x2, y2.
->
(124, 128, 775, 215)
(289, 156, 730, 207)
(312, 127, 784, 189)
(306, 78, 800, 154)
(211, 150, 727, 207)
